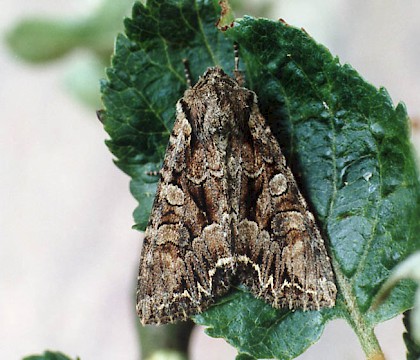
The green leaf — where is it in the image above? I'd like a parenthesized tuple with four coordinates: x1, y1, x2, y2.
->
(235, 353, 256, 360)
(100, 0, 420, 358)
(5, 0, 132, 63)
(194, 286, 335, 359)
(101, 0, 234, 230)
(22, 350, 78, 360)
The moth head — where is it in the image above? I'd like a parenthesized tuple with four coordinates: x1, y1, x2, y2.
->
(182, 66, 253, 144)
(194, 67, 239, 90)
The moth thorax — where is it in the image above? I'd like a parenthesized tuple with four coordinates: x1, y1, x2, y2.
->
(204, 108, 243, 151)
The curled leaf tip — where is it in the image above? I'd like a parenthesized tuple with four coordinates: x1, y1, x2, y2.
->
(216, 0, 235, 31)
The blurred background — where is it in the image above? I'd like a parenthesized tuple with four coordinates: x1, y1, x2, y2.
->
(1, 0, 419, 359)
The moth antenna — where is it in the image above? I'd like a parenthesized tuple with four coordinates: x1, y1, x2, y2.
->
(234, 42, 240, 72)
(182, 58, 192, 88)
(233, 42, 244, 86)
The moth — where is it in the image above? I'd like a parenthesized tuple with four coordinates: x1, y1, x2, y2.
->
(136, 46, 337, 325)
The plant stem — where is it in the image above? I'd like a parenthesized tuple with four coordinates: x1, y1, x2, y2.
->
(137, 320, 195, 360)
(354, 325, 384, 360)
(333, 258, 385, 359)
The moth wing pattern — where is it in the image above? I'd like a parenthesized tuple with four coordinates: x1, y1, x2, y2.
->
(236, 96, 337, 309)
(136, 101, 234, 325)
(136, 66, 337, 325)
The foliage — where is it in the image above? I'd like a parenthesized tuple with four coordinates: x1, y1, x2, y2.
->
(5, 0, 132, 108)
(100, 0, 420, 358)
(23, 351, 78, 360)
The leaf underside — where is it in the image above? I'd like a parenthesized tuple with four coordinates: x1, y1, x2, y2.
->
(100, 0, 420, 358)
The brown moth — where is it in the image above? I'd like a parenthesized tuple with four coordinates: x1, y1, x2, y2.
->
(136, 48, 337, 325)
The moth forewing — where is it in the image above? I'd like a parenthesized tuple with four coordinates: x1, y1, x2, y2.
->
(136, 66, 336, 325)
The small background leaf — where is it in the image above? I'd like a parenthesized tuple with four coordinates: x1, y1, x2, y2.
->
(375, 252, 420, 345)
(5, 0, 131, 63)
(404, 311, 420, 360)
(100, 0, 420, 358)
(22, 351, 77, 360)
(4, 0, 132, 108)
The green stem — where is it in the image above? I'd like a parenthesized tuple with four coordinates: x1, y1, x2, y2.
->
(137, 321, 195, 360)
(333, 259, 384, 360)
(353, 324, 384, 360)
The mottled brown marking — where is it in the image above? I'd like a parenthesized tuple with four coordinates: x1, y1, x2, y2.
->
(156, 224, 188, 246)
(136, 67, 336, 325)
(163, 184, 185, 206)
